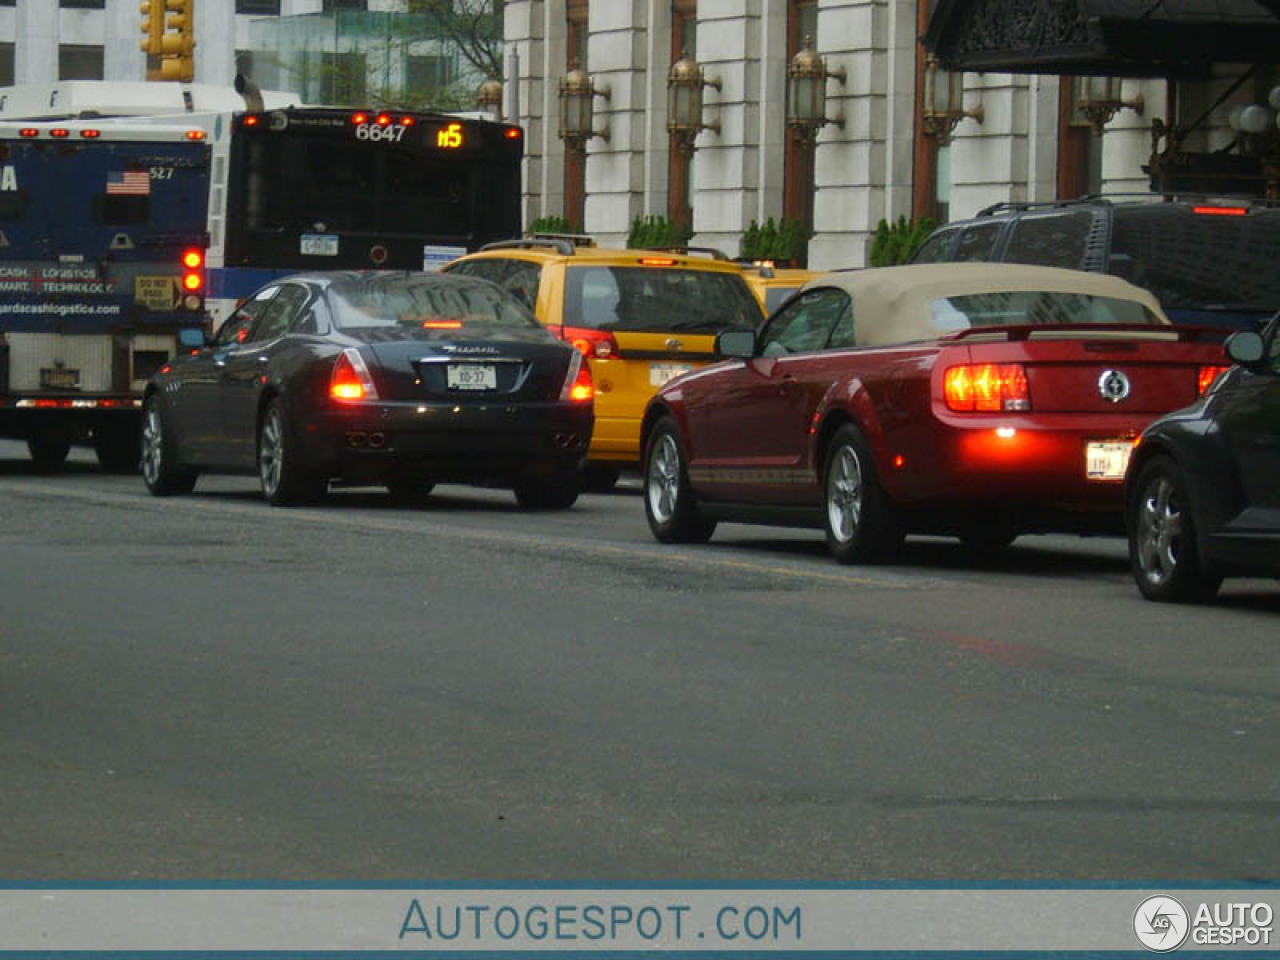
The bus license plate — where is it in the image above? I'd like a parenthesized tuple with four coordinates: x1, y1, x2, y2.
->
(300, 233, 339, 256)
(1086, 441, 1132, 481)
(447, 364, 497, 390)
(650, 362, 692, 387)
(40, 367, 79, 389)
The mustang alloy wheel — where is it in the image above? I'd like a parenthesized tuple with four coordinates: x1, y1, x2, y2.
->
(1128, 456, 1220, 603)
(643, 417, 715, 543)
(258, 399, 325, 507)
(140, 394, 197, 496)
(822, 424, 900, 564)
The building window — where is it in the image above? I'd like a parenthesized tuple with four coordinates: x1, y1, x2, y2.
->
(59, 0, 105, 7)
(782, 0, 818, 264)
(668, 0, 698, 232)
(1057, 78, 1103, 199)
(0, 43, 13, 86)
(236, 0, 281, 13)
(59, 44, 104, 81)
(322, 0, 367, 10)
(563, 0, 590, 232)
(407, 54, 455, 92)
(0, 0, 15, 7)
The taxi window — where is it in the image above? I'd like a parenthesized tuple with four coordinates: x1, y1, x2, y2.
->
(564, 265, 760, 333)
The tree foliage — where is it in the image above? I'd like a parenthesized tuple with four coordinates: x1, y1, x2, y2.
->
(867, 215, 937, 267)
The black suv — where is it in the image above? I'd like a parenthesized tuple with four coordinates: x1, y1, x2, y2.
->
(911, 196, 1280, 331)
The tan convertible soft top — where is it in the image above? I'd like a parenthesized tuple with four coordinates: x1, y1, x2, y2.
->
(799, 262, 1169, 347)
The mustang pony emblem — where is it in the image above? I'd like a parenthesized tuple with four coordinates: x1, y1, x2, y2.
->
(1098, 369, 1132, 403)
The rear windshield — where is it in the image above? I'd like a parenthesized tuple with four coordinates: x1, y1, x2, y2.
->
(928, 290, 1162, 331)
(1111, 206, 1280, 313)
(327, 276, 541, 332)
(563, 265, 762, 333)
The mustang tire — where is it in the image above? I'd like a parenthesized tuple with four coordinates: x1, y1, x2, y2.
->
(1128, 455, 1221, 603)
(822, 424, 900, 564)
(140, 394, 197, 496)
(643, 416, 716, 544)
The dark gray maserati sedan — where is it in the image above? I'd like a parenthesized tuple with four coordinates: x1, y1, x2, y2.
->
(140, 271, 594, 508)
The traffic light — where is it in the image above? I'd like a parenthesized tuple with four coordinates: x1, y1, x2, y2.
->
(156, 0, 195, 82)
(139, 0, 164, 56)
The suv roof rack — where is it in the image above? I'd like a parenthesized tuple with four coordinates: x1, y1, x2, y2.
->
(477, 233, 597, 256)
(975, 192, 1280, 218)
(648, 245, 731, 261)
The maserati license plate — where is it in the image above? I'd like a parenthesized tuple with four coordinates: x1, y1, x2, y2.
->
(447, 364, 497, 390)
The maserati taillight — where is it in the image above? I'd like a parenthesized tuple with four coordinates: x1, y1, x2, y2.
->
(560, 351, 594, 403)
(944, 363, 1031, 412)
(330, 348, 379, 401)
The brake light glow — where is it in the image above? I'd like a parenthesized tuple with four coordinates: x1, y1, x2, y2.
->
(1198, 364, 1230, 395)
(79, 129, 101, 139)
(944, 363, 1031, 412)
(19, 128, 38, 138)
(639, 257, 677, 267)
(242, 115, 260, 127)
(185, 129, 206, 141)
(1192, 205, 1248, 217)
(50, 128, 70, 139)
(375, 113, 392, 126)
(504, 127, 522, 140)
(352, 112, 368, 125)
(399, 116, 415, 127)
(330, 348, 378, 401)
(422, 319, 463, 329)
(560, 325, 619, 360)
(560, 352, 594, 403)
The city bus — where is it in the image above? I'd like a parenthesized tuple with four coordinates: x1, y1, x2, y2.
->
(0, 81, 524, 466)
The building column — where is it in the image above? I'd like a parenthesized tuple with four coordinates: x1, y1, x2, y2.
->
(15, 0, 58, 84)
(506, 0, 560, 231)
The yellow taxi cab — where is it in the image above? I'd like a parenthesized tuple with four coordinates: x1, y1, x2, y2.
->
(445, 235, 765, 488)
(739, 261, 824, 314)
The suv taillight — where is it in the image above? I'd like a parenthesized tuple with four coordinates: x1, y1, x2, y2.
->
(559, 325, 619, 360)
(944, 363, 1031, 412)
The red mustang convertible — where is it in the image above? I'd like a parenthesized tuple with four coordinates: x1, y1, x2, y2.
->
(640, 262, 1231, 563)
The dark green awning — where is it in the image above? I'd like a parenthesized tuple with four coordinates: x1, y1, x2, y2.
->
(925, 0, 1280, 77)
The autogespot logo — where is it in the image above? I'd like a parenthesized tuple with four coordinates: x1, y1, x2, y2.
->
(1134, 895, 1191, 952)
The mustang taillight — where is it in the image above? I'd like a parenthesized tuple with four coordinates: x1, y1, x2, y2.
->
(1198, 364, 1230, 395)
(559, 325, 619, 360)
(560, 351, 594, 403)
(944, 363, 1031, 412)
(330, 348, 379, 401)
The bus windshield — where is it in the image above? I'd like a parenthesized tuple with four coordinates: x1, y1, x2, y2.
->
(225, 109, 522, 273)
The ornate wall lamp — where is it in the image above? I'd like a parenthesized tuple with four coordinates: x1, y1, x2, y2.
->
(667, 55, 721, 153)
(921, 55, 983, 144)
(476, 78, 502, 121)
(558, 63, 610, 147)
(786, 37, 846, 141)
(1075, 76, 1144, 133)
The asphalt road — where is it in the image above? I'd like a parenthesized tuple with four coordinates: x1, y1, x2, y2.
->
(1, 440, 1277, 881)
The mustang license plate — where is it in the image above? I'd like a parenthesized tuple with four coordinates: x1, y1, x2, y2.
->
(1086, 441, 1132, 481)
(447, 363, 497, 390)
(650, 362, 692, 387)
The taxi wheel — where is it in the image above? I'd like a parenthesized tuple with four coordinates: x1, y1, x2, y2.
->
(1128, 456, 1221, 603)
(643, 417, 716, 544)
(514, 468, 581, 510)
(258, 399, 326, 507)
(140, 395, 197, 496)
(823, 424, 900, 564)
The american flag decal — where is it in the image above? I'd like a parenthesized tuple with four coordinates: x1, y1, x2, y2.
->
(106, 171, 151, 195)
